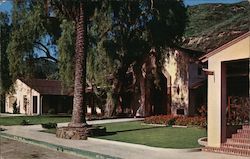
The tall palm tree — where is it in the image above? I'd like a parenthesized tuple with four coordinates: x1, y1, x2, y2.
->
(52, 0, 87, 127)
(68, 2, 87, 127)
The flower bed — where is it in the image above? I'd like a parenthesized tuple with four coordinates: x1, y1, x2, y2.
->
(175, 116, 207, 128)
(144, 115, 178, 126)
(144, 115, 206, 128)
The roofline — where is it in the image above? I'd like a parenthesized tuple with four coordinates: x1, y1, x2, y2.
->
(199, 31, 250, 63)
(16, 79, 40, 94)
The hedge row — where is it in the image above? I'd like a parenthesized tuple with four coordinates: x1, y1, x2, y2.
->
(144, 115, 206, 128)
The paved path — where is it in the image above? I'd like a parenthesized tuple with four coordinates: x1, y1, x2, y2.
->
(0, 113, 26, 117)
(0, 137, 86, 159)
(0, 118, 248, 159)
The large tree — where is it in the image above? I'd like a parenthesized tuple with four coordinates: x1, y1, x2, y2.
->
(0, 12, 11, 93)
(0, 12, 12, 112)
(6, 0, 187, 129)
(49, 0, 88, 127)
(102, 0, 187, 116)
(51, 0, 107, 128)
(7, 1, 60, 80)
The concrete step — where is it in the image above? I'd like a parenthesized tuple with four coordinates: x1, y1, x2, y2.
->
(227, 138, 250, 144)
(242, 125, 250, 130)
(237, 129, 250, 134)
(203, 146, 250, 157)
(222, 143, 250, 150)
(232, 133, 250, 139)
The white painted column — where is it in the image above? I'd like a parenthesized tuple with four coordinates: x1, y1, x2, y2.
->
(207, 60, 222, 147)
(40, 96, 43, 115)
(37, 95, 40, 115)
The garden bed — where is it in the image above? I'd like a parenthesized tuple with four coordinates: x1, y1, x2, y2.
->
(144, 115, 207, 128)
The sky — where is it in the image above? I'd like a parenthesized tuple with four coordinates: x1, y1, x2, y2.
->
(0, 0, 246, 14)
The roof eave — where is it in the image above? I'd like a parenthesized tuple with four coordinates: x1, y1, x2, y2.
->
(199, 31, 250, 63)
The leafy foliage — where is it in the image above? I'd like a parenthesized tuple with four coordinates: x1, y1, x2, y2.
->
(41, 122, 57, 129)
(57, 20, 75, 89)
(87, 1, 115, 87)
(7, 1, 60, 80)
(227, 96, 250, 125)
(0, 12, 12, 93)
(7, 1, 45, 78)
(100, 0, 187, 115)
(4, 0, 187, 117)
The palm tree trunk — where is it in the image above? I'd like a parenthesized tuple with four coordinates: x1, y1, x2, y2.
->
(69, 3, 87, 127)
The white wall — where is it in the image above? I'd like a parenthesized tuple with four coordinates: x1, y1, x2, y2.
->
(5, 79, 40, 115)
(162, 48, 189, 115)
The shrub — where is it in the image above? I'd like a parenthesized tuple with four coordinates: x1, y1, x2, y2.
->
(175, 116, 206, 128)
(47, 108, 56, 114)
(41, 122, 57, 129)
(198, 105, 207, 117)
(20, 119, 30, 125)
(144, 115, 178, 126)
(144, 115, 206, 128)
(13, 101, 20, 114)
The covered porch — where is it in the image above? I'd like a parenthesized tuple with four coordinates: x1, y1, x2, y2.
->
(200, 32, 250, 148)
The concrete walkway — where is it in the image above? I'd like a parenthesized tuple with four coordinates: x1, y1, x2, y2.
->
(0, 113, 27, 117)
(0, 118, 248, 159)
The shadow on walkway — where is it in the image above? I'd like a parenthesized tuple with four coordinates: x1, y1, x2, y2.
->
(100, 126, 164, 136)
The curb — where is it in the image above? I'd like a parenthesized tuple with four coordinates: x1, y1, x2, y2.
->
(88, 137, 202, 153)
(0, 132, 121, 159)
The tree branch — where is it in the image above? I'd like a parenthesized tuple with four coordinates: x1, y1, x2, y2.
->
(34, 41, 58, 63)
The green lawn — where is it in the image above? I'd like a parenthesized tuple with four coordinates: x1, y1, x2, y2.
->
(41, 121, 206, 149)
(94, 121, 206, 148)
(0, 115, 71, 126)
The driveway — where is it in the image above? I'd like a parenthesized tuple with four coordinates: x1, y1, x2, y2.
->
(0, 137, 86, 159)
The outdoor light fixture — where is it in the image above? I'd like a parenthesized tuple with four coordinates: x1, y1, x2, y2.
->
(202, 68, 214, 75)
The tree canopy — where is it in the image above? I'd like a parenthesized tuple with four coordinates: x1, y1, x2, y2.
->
(3, 0, 187, 117)
(0, 12, 12, 94)
(6, 0, 60, 80)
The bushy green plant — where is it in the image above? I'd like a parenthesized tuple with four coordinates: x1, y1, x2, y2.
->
(13, 101, 20, 114)
(41, 122, 57, 129)
(47, 108, 55, 115)
(20, 119, 30, 125)
(168, 118, 176, 126)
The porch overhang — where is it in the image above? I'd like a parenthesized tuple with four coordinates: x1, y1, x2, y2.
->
(204, 32, 250, 148)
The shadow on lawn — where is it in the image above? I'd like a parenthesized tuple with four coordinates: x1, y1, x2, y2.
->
(100, 126, 164, 136)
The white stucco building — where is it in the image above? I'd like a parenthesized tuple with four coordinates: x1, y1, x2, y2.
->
(200, 31, 249, 147)
(162, 47, 207, 116)
(5, 79, 73, 115)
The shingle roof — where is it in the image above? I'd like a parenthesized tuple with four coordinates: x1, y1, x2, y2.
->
(19, 79, 72, 96)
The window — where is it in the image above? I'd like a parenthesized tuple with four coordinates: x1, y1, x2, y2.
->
(177, 109, 185, 115)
